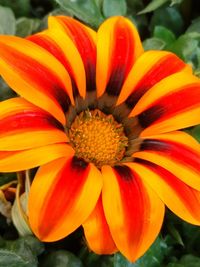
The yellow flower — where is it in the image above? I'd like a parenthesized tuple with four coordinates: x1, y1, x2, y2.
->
(0, 16, 200, 262)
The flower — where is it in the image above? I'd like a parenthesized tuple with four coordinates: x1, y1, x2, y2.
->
(0, 15, 200, 262)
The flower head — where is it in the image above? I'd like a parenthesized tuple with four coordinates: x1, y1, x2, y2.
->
(0, 16, 200, 262)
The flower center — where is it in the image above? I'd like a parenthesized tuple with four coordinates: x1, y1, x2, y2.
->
(68, 109, 128, 168)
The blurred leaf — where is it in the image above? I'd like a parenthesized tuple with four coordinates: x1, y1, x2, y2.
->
(0, 5, 15, 34)
(0, 78, 16, 101)
(170, 0, 183, 5)
(143, 37, 166, 50)
(167, 264, 184, 267)
(16, 17, 40, 37)
(150, 7, 184, 36)
(0, 0, 30, 17)
(80, 248, 114, 267)
(138, 0, 183, 14)
(167, 223, 184, 246)
(21, 236, 44, 256)
(40, 250, 83, 267)
(102, 0, 127, 17)
(167, 255, 200, 267)
(113, 237, 169, 267)
(167, 35, 198, 62)
(189, 125, 200, 142)
(186, 17, 200, 33)
(94, 0, 103, 9)
(153, 25, 176, 46)
(138, 0, 168, 14)
(56, 0, 104, 28)
(179, 255, 200, 266)
(0, 249, 35, 267)
(0, 236, 42, 267)
(0, 173, 16, 187)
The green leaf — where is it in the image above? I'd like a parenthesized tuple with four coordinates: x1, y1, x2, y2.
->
(0, 0, 30, 17)
(167, 223, 184, 246)
(40, 250, 83, 267)
(167, 264, 183, 267)
(0, 78, 16, 101)
(113, 237, 169, 267)
(150, 6, 184, 36)
(0, 5, 16, 35)
(167, 35, 198, 62)
(186, 17, 200, 34)
(21, 236, 44, 257)
(16, 17, 40, 37)
(0, 249, 36, 267)
(179, 255, 200, 266)
(0, 237, 41, 267)
(80, 248, 114, 267)
(167, 255, 200, 267)
(0, 173, 16, 186)
(153, 25, 176, 46)
(143, 37, 166, 50)
(56, 0, 104, 28)
(170, 0, 183, 5)
(102, 0, 127, 17)
(190, 125, 200, 142)
(138, 0, 169, 14)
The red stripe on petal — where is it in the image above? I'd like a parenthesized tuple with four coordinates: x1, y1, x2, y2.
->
(125, 54, 187, 109)
(140, 139, 200, 172)
(135, 159, 200, 223)
(106, 21, 135, 97)
(102, 164, 164, 261)
(138, 84, 200, 128)
(50, 17, 97, 93)
(28, 34, 80, 98)
(38, 157, 89, 238)
(1, 44, 71, 113)
(0, 111, 63, 134)
(113, 165, 144, 243)
(29, 156, 102, 242)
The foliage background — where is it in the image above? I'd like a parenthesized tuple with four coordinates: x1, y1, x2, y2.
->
(0, 0, 200, 266)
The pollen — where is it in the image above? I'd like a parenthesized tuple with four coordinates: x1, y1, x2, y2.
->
(68, 109, 128, 168)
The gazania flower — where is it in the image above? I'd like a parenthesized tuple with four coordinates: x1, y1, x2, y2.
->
(0, 15, 200, 262)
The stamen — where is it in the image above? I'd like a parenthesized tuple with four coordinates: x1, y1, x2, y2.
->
(68, 109, 128, 168)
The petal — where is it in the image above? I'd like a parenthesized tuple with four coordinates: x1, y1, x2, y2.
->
(48, 16, 97, 94)
(0, 97, 67, 150)
(0, 143, 74, 172)
(83, 196, 117, 255)
(28, 156, 102, 242)
(129, 72, 200, 135)
(96, 16, 143, 98)
(101, 165, 164, 262)
(129, 160, 200, 225)
(0, 35, 74, 124)
(133, 131, 200, 191)
(28, 29, 86, 99)
(117, 50, 192, 106)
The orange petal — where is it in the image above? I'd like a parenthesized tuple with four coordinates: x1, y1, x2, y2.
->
(0, 35, 74, 124)
(48, 16, 97, 94)
(28, 29, 86, 99)
(117, 50, 192, 106)
(129, 72, 200, 135)
(128, 161, 200, 225)
(28, 156, 102, 242)
(96, 16, 143, 98)
(0, 97, 67, 150)
(133, 131, 200, 191)
(83, 196, 117, 255)
(0, 143, 74, 172)
(101, 165, 164, 262)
